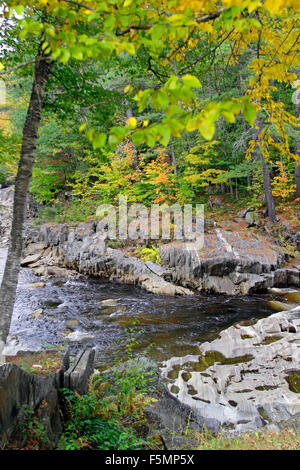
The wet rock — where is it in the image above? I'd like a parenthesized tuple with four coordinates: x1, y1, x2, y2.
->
(268, 300, 295, 312)
(28, 282, 46, 289)
(31, 266, 48, 277)
(24, 242, 46, 257)
(21, 252, 43, 266)
(145, 261, 165, 277)
(99, 299, 118, 306)
(65, 319, 80, 328)
(285, 292, 300, 304)
(140, 274, 194, 296)
(65, 331, 95, 343)
(268, 287, 299, 295)
(100, 305, 127, 316)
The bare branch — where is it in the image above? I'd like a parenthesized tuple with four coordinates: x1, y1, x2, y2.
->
(0, 60, 35, 75)
(116, 8, 225, 36)
(61, 0, 95, 11)
(0, 55, 53, 75)
(195, 8, 225, 24)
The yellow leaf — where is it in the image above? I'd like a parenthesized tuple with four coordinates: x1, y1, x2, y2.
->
(124, 84, 132, 93)
(127, 117, 137, 128)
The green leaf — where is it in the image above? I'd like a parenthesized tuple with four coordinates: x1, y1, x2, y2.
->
(70, 46, 84, 60)
(159, 126, 171, 146)
(165, 75, 180, 91)
(79, 123, 87, 132)
(136, 89, 152, 112)
(243, 101, 257, 126)
(93, 132, 107, 149)
(108, 134, 120, 148)
(152, 90, 169, 110)
(119, 42, 135, 55)
(132, 130, 145, 146)
(182, 74, 202, 88)
(14, 5, 24, 15)
(151, 24, 165, 41)
(221, 110, 236, 123)
(198, 120, 215, 140)
(104, 14, 116, 30)
(60, 49, 71, 64)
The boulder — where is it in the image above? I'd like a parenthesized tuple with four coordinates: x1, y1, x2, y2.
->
(28, 282, 46, 289)
(21, 252, 43, 267)
(32, 308, 44, 320)
(65, 331, 95, 343)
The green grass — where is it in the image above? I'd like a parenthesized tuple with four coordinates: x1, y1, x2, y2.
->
(191, 428, 300, 450)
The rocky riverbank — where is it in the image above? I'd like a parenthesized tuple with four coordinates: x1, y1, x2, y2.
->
(160, 302, 300, 435)
(1, 185, 299, 296)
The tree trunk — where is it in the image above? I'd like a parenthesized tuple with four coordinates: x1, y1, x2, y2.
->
(229, 177, 234, 197)
(259, 150, 277, 223)
(296, 163, 300, 198)
(124, 99, 138, 170)
(295, 72, 300, 198)
(0, 46, 52, 353)
(170, 136, 177, 175)
(254, 116, 277, 224)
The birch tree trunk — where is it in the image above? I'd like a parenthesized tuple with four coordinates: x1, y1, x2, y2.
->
(0, 45, 52, 355)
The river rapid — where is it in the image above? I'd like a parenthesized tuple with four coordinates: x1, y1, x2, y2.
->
(0, 247, 285, 370)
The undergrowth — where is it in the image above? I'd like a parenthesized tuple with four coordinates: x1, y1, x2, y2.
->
(58, 322, 158, 450)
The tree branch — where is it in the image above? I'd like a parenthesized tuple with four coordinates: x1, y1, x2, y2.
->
(61, 0, 95, 11)
(0, 58, 52, 75)
(116, 8, 225, 36)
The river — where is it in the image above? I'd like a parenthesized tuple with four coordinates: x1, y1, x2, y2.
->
(0, 247, 282, 369)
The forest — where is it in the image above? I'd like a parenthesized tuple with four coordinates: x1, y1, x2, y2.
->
(0, 0, 300, 452)
(0, 0, 299, 222)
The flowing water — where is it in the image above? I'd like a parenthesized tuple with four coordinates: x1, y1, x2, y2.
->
(0, 248, 286, 369)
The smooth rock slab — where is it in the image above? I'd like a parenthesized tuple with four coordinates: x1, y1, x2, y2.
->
(160, 306, 300, 435)
(21, 252, 43, 266)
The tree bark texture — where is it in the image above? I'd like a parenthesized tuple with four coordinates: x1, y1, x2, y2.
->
(0, 46, 52, 348)
(254, 116, 277, 224)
